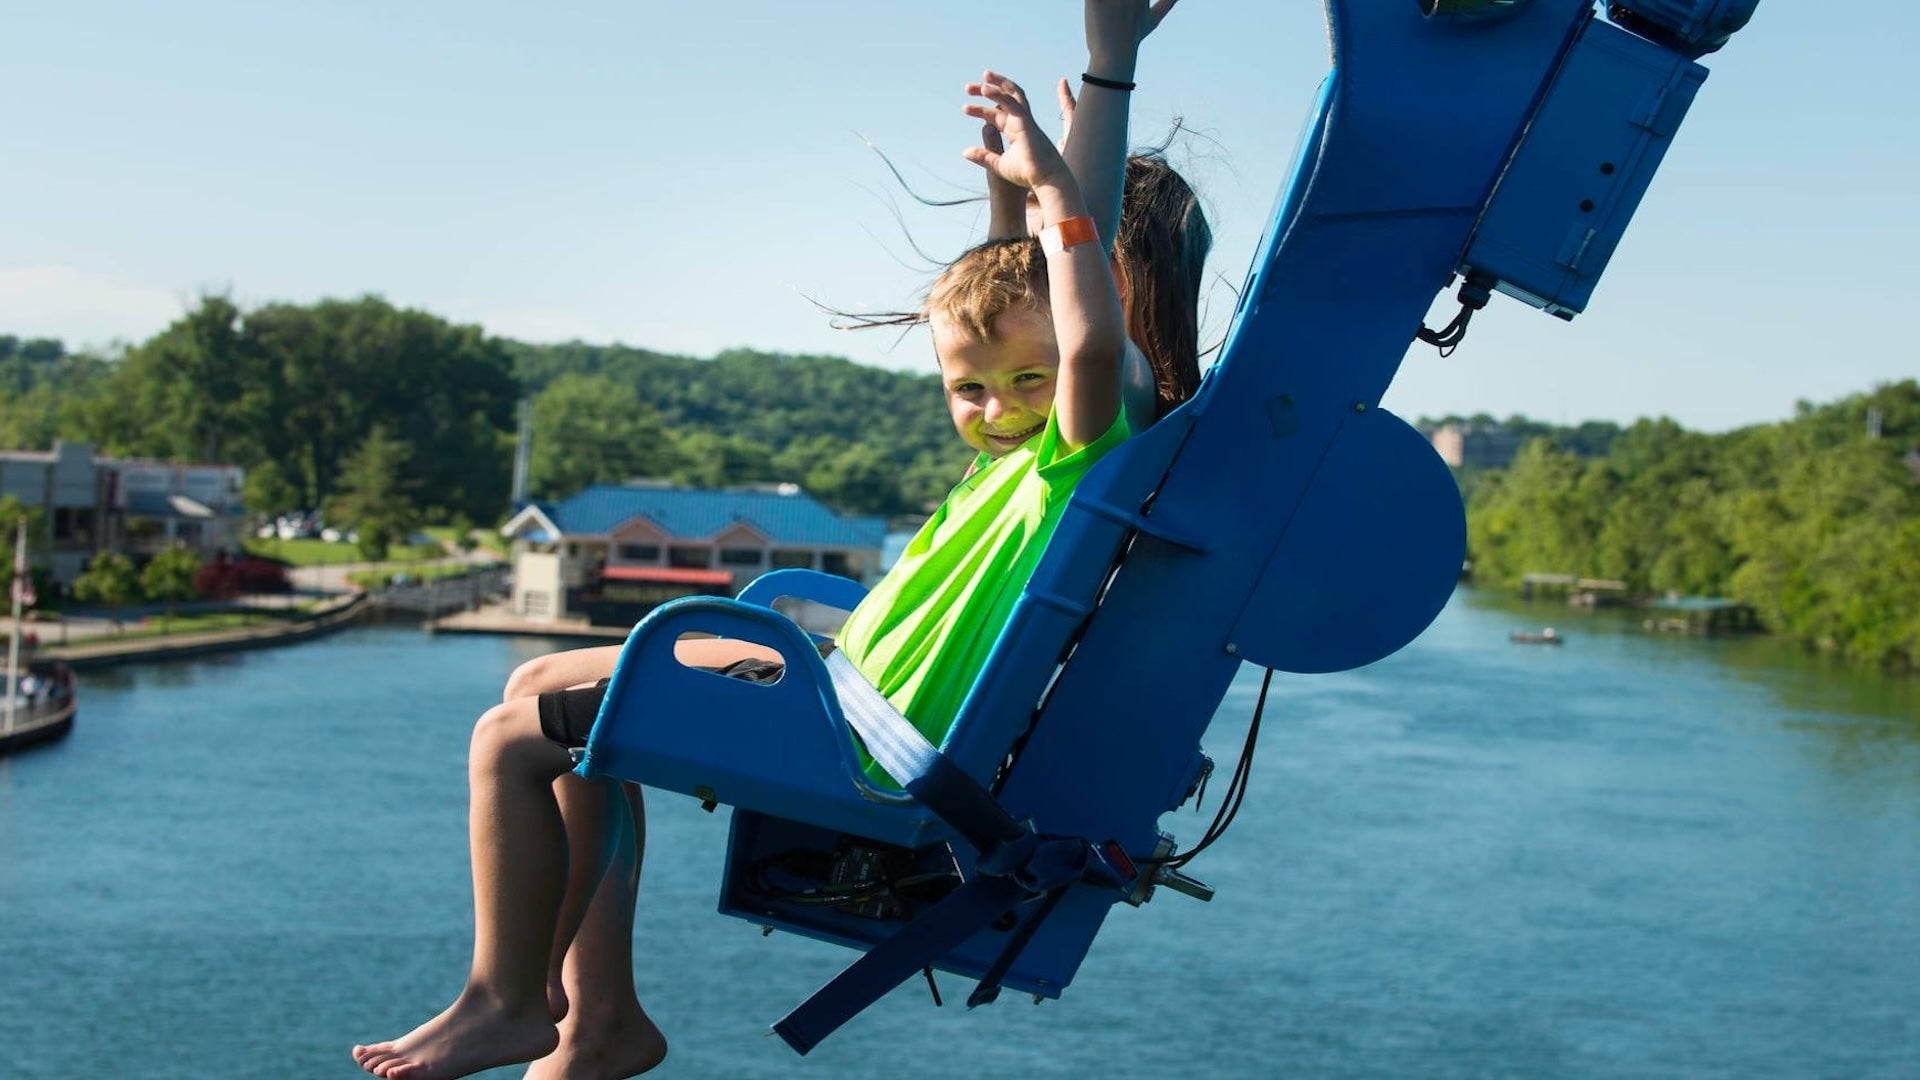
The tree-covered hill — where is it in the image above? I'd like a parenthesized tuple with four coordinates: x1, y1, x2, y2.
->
(0, 296, 967, 526)
(19, 297, 1913, 671)
(1465, 381, 1920, 671)
(502, 339, 965, 512)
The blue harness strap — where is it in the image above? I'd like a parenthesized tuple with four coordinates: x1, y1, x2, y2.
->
(772, 652, 1130, 1053)
(773, 873, 1029, 1055)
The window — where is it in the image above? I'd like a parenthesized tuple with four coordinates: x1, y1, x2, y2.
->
(618, 543, 660, 562)
(770, 550, 814, 570)
(822, 552, 853, 578)
(718, 547, 763, 567)
(668, 545, 710, 569)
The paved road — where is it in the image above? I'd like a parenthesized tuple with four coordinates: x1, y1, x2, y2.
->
(18, 549, 507, 646)
(285, 548, 504, 594)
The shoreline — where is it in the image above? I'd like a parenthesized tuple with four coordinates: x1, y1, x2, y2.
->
(30, 593, 371, 671)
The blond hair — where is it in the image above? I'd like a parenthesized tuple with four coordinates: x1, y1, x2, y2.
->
(923, 236, 1050, 341)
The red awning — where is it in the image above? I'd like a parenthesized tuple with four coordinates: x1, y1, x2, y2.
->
(600, 566, 735, 587)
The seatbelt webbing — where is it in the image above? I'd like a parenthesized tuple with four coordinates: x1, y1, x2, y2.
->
(824, 649, 1024, 852)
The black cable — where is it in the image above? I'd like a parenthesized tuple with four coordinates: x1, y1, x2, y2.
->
(1417, 275, 1494, 357)
(1152, 666, 1274, 870)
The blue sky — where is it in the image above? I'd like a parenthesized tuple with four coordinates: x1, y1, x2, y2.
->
(3, 1, 1912, 432)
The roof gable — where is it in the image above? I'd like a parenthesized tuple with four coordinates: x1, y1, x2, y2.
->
(549, 485, 886, 548)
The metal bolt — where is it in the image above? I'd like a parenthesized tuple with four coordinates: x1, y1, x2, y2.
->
(1352, 401, 1369, 413)
(1224, 642, 1239, 656)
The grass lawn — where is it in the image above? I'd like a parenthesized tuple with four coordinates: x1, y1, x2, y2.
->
(421, 525, 509, 557)
(347, 562, 491, 590)
(244, 537, 446, 566)
(80, 609, 305, 643)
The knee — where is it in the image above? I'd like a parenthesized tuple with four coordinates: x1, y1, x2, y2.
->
(503, 655, 555, 702)
(471, 699, 538, 763)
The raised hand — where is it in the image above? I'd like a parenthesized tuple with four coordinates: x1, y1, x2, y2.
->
(1085, 0, 1180, 78)
(962, 71, 1072, 196)
(982, 123, 1030, 239)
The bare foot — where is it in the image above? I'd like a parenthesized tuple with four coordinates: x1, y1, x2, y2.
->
(352, 988, 560, 1080)
(523, 1005, 668, 1080)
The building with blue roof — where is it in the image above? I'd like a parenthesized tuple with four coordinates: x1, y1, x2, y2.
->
(501, 482, 887, 626)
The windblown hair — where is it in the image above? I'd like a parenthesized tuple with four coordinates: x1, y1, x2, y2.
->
(834, 148, 1212, 421)
(1115, 153, 1213, 420)
(924, 236, 1050, 342)
(831, 236, 1049, 341)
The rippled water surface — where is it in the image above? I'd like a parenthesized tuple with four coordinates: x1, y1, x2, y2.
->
(1, 590, 1915, 1078)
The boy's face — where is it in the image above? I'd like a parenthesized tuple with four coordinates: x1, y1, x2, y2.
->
(932, 304, 1059, 458)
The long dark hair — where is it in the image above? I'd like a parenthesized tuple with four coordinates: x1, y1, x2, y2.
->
(1116, 153, 1212, 420)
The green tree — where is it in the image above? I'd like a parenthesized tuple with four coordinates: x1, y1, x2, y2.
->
(528, 374, 680, 498)
(1463, 383, 1920, 671)
(72, 553, 141, 631)
(328, 425, 419, 560)
(669, 431, 776, 491)
(801, 442, 901, 516)
(242, 460, 302, 519)
(140, 547, 203, 632)
(447, 511, 480, 556)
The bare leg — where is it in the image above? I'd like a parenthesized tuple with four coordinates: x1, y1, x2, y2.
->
(526, 782, 668, 1079)
(351, 698, 608, 1080)
(542, 773, 624, 1023)
(502, 639, 780, 702)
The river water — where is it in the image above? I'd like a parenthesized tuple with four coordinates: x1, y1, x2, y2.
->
(0, 589, 1915, 1079)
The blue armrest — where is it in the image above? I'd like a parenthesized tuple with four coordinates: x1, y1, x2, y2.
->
(578, 594, 952, 846)
(735, 567, 870, 613)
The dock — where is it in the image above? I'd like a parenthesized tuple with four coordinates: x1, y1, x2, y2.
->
(428, 602, 628, 640)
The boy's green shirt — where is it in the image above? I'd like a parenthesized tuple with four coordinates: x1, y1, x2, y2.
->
(835, 409, 1131, 785)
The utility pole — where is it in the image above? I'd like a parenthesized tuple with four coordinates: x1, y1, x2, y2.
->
(511, 398, 533, 507)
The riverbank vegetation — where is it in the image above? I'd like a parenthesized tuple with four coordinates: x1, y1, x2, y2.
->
(9, 306, 1916, 670)
(0, 298, 964, 545)
(1463, 382, 1920, 672)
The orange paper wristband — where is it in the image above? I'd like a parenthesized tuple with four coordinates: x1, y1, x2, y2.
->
(1039, 215, 1098, 255)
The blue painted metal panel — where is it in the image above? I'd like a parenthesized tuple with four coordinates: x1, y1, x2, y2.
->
(1230, 406, 1467, 675)
(1464, 18, 1709, 317)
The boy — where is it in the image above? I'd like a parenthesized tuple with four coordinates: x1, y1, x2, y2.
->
(353, 70, 1129, 1080)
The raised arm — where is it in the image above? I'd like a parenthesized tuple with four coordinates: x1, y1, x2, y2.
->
(964, 72, 1125, 451)
(1063, 0, 1179, 250)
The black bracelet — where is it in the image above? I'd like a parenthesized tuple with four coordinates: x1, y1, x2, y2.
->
(1080, 72, 1136, 92)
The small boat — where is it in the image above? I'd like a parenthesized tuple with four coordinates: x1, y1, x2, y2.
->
(1, 661, 77, 754)
(4, 519, 76, 754)
(1509, 627, 1563, 645)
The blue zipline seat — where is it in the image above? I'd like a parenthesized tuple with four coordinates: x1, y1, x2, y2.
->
(576, 0, 1757, 1053)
